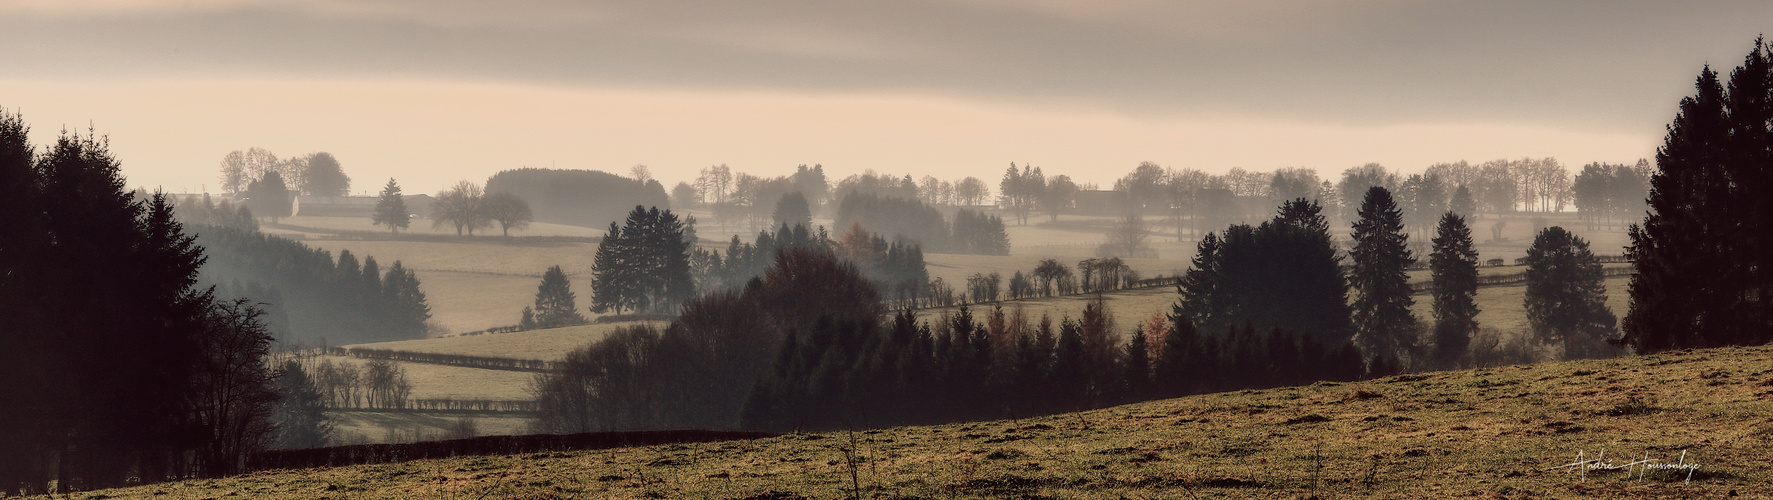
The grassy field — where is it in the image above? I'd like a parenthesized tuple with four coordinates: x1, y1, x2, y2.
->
(330, 411, 533, 445)
(306, 210, 1637, 436)
(277, 212, 1632, 336)
(88, 344, 1773, 498)
(341, 272, 1633, 413)
(269, 215, 606, 239)
(344, 322, 668, 361)
(310, 355, 535, 401)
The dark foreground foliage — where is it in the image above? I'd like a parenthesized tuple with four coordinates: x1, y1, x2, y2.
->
(247, 430, 775, 471)
(0, 111, 284, 493)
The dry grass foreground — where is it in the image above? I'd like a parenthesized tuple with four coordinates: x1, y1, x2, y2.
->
(81, 344, 1773, 499)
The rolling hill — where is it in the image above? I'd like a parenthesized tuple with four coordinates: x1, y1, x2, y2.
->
(81, 343, 1773, 498)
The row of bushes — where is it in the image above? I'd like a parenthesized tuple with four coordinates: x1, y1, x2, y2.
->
(323, 347, 562, 372)
(1407, 266, 1634, 293)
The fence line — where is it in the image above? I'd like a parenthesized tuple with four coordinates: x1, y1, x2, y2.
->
(1409, 266, 1634, 294)
(323, 346, 563, 373)
(328, 398, 537, 414)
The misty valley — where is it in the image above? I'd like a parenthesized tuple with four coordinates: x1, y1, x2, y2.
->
(5, 34, 1773, 500)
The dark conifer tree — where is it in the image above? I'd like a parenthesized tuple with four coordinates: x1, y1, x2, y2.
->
(271, 360, 333, 450)
(360, 255, 383, 319)
(590, 206, 695, 314)
(1349, 186, 1420, 368)
(1049, 317, 1088, 412)
(1429, 212, 1479, 368)
(590, 221, 632, 313)
(1175, 232, 1224, 334)
(371, 178, 409, 235)
(0, 109, 48, 494)
(0, 117, 286, 491)
(772, 191, 812, 230)
(1250, 198, 1352, 347)
(1123, 326, 1151, 402)
(1525, 227, 1616, 359)
(381, 261, 431, 337)
(1449, 184, 1476, 220)
(527, 265, 587, 329)
(1154, 309, 1200, 397)
(1627, 39, 1773, 351)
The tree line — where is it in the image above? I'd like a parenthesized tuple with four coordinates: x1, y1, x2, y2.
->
(1571, 162, 1650, 230)
(186, 222, 432, 345)
(679, 164, 829, 231)
(834, 191, 1011, 255)
(0, 113, 316, 492)
(1625, 38, 1773, 352)
(485, 167, 667, 229)
(323, 347, 563, 373)
(216, 147, 351, 198)
(1096, 157, 1644, 244)
(575, 200, 936, 321)
(430, 180, 534, 237)
(295, 357, 414, 410)
(531, 245, 1369, 434)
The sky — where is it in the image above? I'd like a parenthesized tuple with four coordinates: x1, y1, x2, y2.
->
(3, 0, 1771, 195)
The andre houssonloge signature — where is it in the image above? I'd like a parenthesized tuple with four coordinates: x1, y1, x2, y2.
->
(1546, 449, 1702, 483)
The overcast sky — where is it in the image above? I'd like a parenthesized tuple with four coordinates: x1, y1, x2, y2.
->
(3, 0, 1770, 194)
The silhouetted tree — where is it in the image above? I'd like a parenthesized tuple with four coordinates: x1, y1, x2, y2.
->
(1448, 184, 1476, 220)
(772, 191, 812, 230)
(270, 360, 332, 449)
(1338, 163, 1398, 223)
(1626, 39, 1773, 352)
(371, 178, 409, 235)
(1350, 186, 1419, 368)
(482, 191, 533, 237)
(1429, 212, 1479, 368)
(299, 152, 350, 197)
(188, 298, 279, 475)
(998, 163, 1039, 225)
(380, 261, 432, 338)
(432, 180, 490, 236)
(0, 120, 289, 491)
(245, 171, 292, 222)
(951, 208, 1011, 255)
(1176, 199, 1351, 348)
(791, 164, 831, 212)
(525, 265, 587, 329)
(1123, 326, 1151, 402)
(1037, 174, 1079, 222)
(1526, 227, 1616, 359)
(590, 206, 694, 314)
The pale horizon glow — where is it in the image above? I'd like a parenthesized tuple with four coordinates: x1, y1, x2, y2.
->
(3, 78, 1657, 196)
(6, 1, 1757, 198)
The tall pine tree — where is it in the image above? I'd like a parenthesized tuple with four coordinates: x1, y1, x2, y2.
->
(1349, 186, 1419, 370)
(1429, 212, 1479, 368)
(1627, 38, 1773, 351)
(526, 265, 588, 329)
(371, 178, 409, 235)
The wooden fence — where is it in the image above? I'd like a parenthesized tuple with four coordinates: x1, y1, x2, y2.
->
(324, 347, 563, 373)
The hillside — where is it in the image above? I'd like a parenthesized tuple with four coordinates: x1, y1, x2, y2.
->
(85, 344, 1772, 498)
(282, 210, 1629, 335)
